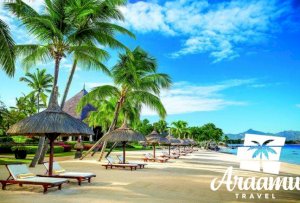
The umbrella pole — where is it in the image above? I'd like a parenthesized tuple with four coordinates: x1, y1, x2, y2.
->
(153, 144, 156, 158)
(169, 145, 171, 155)
(46, 133, 59, 176)
(122, 141, 126, 164)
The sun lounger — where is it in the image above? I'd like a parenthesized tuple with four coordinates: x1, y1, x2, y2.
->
(142, 153, 168, 163)
(0, 164, 68, 193)
(172, 150, 187, 156)
(39, 162, 96, 185)
(116, 155, 147, 169)
(102, 156, 138, 170)
(162, 151, 179, 159)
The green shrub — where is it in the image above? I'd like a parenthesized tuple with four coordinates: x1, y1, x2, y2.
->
(11, 146, 64, 154)
(65, 141, 77, 148)
(24, 138, 39, 144)
(11, 136, 27, 143)
(0, 137, 14, 143)
(0, 144, 12, 153)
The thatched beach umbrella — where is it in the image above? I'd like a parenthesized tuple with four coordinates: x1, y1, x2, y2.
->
(146, 130, 170, 158)
(166, 133, 181, 155)
(7, 87, 94, 176)
(102, 122, 145, 164)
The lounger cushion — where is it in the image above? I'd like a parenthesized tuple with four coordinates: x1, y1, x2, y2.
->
(16, 177, 67, 183)
(58, 172, 94, 177)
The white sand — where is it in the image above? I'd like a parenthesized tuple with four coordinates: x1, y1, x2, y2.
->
(0, 149, 299, 203)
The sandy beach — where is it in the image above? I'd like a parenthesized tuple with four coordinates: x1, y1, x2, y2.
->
(0, 149, 299, 203)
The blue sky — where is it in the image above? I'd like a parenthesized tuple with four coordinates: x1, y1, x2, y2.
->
(0, 0, 300, 133)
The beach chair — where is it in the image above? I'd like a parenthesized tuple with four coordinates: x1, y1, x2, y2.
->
(172, 150, 186, 156)
(39, 162, 96, 185)
(0, 164, 68, 193)
(142, 153, 168, 163)
(102, 156, 138, 171)
(161, 151, 180, 159)
(116, 155, 147, 169)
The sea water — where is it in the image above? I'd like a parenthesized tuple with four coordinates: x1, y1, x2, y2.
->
(219, 144, 300, 165)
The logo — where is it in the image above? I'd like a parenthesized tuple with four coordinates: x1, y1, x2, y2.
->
(210, 134, 300, 200)
(237, 134, 285, 174)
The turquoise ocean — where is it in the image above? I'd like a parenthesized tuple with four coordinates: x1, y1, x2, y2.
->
(219, 144, 300, 165)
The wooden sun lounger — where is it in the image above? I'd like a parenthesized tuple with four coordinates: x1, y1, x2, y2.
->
(102, 156, 138, 170)
(142, 154, 168, 163)
(116, 155, 147, 169)
(39, 162, 96, 185)
(172, 151, 186, 156)
(161, 152, 179, 159)
(101, 163, 138, 170)
(0, 164, 68, 193)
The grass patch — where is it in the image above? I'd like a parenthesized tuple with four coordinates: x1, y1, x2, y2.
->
(0, 157, 31, 165)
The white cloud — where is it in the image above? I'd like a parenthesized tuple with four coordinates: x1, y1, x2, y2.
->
(119, 0, 293, 62)
(141, 79, 254, 116)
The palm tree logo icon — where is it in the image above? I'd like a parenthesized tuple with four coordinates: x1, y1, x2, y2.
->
(247, 139, 277, 171)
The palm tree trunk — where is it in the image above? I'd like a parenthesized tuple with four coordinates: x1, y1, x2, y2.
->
(98, 97, 124, 161)
(61, 59, 77, 108)
(29, 136, 45, 167)
(52, 56, 61, 89)
(37, 91, 40, 113)
(33, 55, 62, 165)
(38, 138, 49, 164)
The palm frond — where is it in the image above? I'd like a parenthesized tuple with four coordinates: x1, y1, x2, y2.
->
(128, 90, 167, 119)
(0, 19, 15, 77)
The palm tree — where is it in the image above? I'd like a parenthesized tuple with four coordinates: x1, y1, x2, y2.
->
(171, 120, 188, 139)
(6, 0, 133, 165)
(0, 18, 15, 77)
(19, 68, 53, 167)
(60, 0, 135, 108)
(247, 139, 277, 171)
(81, 47, 172, 159)
(20, 68, 53, 112)
(6, 0, 132, 91)
(153, 120, 168, 134)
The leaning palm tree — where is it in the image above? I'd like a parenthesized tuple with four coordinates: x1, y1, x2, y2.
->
(0, 18, 15, 77)
(81, 47, 172, 160)
(20, 68, 53, 112)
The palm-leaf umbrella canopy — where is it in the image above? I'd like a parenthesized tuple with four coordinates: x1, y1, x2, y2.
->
(188, 138, 196, 145)
(102, 122, 145, 143)
(102, 122, 145, 163)
(166, 133, 181, 155)
(146, 130, 170, 158)
(7, 87, 93, 175)
(180, 139, 190, 146)
(7, 89, 93, 136)
(166, 134, 181, 145)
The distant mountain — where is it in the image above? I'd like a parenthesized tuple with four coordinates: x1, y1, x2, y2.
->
(276, 131, 300, 141)
(226, 129, 300, 141)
